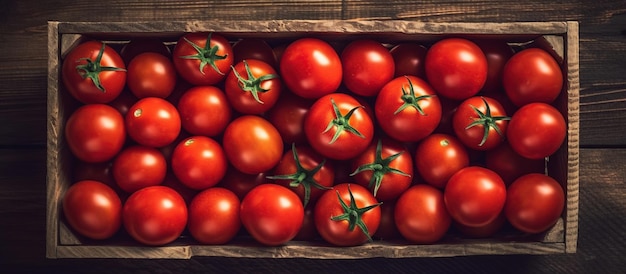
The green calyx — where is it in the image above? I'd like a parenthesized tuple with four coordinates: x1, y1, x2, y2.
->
(323, 98, 365, 144)
(330, 184, 382, 243)
(75, 43, 126, 92)
(466, 97, 511, 147)
(179, 33, 228, 75)
(394, 76, 433, 115)
(266, 143, 331, 208)
(350, 139, 411, 197)
(231, 60, 279, 104)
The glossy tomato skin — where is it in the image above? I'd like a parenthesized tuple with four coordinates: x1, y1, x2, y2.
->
(225, 59, 282, 114)
(172, 32, 233, 85)
(506, 102, 566, 159)
(112, 145, 167, 193)
(454, 211, 506, 238)
(65, 104, 126, 163)
(505, 173, 565, 234)
(304, 93, 374, 160)
(280, 38, 342, 99)
(341, 39, 395, 97)
(485, 142, 545, 185)
(389, 43, 428, 78)
(122, 186, 188, 246)
(127, 52, 177, 99)
(62, 180, 122, 240)
(452, 96, 510, 151)
(232, 38, 277, 68)
(62, 41, 126, 104)
(474, 39, 514, 94)
(188, 187, 241, 244)
(223, 115, 284, 174)
(125, 97, 181, 148)
(375, 76, 441, 142)
(266, 92, 314, 144)
(240, 184, 304, 246)
(444, 166, 507, 228)
(177, 86, 232, 137)
(314, 183, 381, 246)
(503, 48, 563, 107)
(425, 38, 487, 100)
(415, 134, 469, 189)
(171, 136, 227, 190)
(395, 184, 451, 244)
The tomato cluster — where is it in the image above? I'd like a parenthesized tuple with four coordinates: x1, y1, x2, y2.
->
(61, 33, 567, 247)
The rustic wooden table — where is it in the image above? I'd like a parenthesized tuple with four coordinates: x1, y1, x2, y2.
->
(1, 1, 624, 273)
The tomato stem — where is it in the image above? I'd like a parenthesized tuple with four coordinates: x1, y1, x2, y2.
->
(323, 97, 366, 144)
(75, 42, 126, 92)
(330, 184, 382, 242)
(179, 33, 228, 76)
(465, 97, 511, 146)
(231, 60, 279, 104)
(350, 139, 411, 197)
(394, 76, 432, 115)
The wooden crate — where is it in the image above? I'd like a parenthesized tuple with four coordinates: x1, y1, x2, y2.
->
(46, 20, 579, 259)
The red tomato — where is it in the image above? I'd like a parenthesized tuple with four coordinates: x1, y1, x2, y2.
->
(125, 97, 181, 148)
(177, 86, 232, 137)
(341, 39, 394, 97)
(444, 166, 507, 227)
(506, 102, 566, 159)
(375, 76, 441, 142)
(425, 38, 487, 100)
(395, 184, 451, 244)
(112, 145, 167, 193)
(62, 180, 122, 240)
(172, 32, 233, 85)
(126, 52, 177, 98)
(119, 38, 171, 65)
(389, 43, 427, 78)
(62, 41, 126, 104)
(122, 186, 188, 246)
(474, 39, 514, 94)
(232, 38, 277, 68)
(415, 134, 469, 189)
(350, 139, 413, 201)
(222, 115, 284, 174)
(268, 145, 335, 207)
(240, 184, 304, 246)
(294, 204, 319, 241)
(171, 136, 227, 190)
(373, 200, 400, 241)
(65, 104, 126, 163)
(485, 142, 545, 185)
(304, 93, 374, 160)
(108, 90, 138, 117)
(225, 59, 281, 114)
(266, 92, 314, 144)
(217, 166, 271, 200)
(161, 173, 198, 205)
(454, 211, 506, 238)
(505, 173, 565, 234)
(280, 38, 342, 99)
(503, 48, 563, 107)
(314, 183, 381, 246)
(188, 187, 241, 244)
(452, 96, 510, 151)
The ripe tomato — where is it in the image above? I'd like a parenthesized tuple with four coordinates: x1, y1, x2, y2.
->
(108, 90, 138, 117)
(415, 134, 469, 189)
(373, 200, 400, 241)
(240, 184, 304, 246)
(425, 38, 487, 100)
(126, 97, 181, 148)
(171, 136, 227, 190)
(223, 115, 284, 174)
(280, 38, 342, 99)
(188, 187, 241, 244)
(452, 96, 510, 151)
(304, 93, 374, 160)
(485, 142, 545, 185)
(126, 52, 177, 99)
(172, 32, 233, 85)
(350, 139, 413, 201)
(232, 38, 277, 68)
(375, 76, 441, 142)
(266, 91, 314, 145)
(112, 145, 167, 193)
(503, 48, 563, 107)
(119, 38, 171, 65)
(389, 43, 427, 78)
(217, 166, 271, 200)
(122, 186, 188, 246)
(62, 180, 122, 240)
(62, 41, 126, 104)
(177, 86, 232, 137)
(395, 184, 451, 244)
(268, 144, 335, 207)
(474, 39, 514, 94)
(314, 183, 381, 246)
(341, 39, 394, 97)
(454, 211, 506, 238)
(225, 59, 281, 114)
(65, 104, 126, 163)
(505, 173, 565, 234)
(294, 204, 319, 241)
(506, 102, 566, 159)
(444, 166, 507, 227)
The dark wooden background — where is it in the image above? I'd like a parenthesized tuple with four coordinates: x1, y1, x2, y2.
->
(1, 1, 625, 273)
